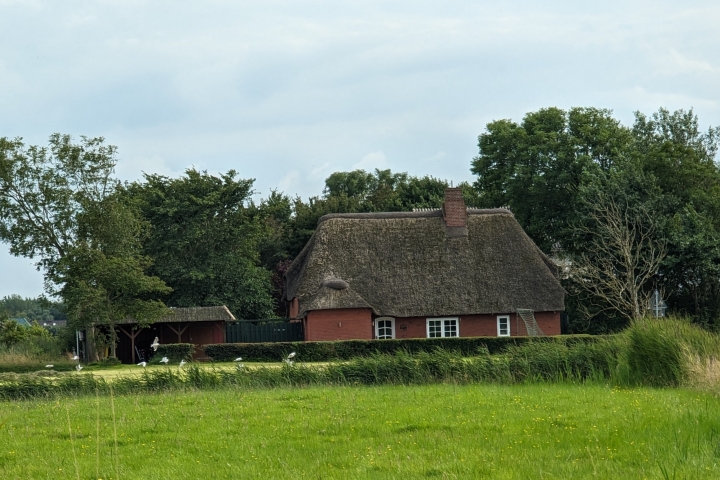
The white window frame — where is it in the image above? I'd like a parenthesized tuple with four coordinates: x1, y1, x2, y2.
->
(426, 317, 459, 338)
(497, 315, 511, 337)
(375, 317, 395, 339)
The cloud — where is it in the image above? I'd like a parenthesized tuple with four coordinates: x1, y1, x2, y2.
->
(115, 154, 187, 181)
(277, 170, 300, 192)
(65, 14, 95, 28)
(353, 151, 388, 171)
(308, 162, 331, 180)
(661, 49, 718, 75)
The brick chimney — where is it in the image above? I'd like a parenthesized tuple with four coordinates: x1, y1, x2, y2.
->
(442, 188, 467, 227)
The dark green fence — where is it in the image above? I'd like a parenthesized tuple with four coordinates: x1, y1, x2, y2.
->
(226, 319, 304, 343)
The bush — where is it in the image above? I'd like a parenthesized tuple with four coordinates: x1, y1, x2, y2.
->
(154, 343, 194, 363)
(100, 357, 121, 366)
(203, 335, 604, 362)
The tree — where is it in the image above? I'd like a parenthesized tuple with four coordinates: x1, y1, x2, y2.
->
(471, 107, 631, 252)
(0, 135, 171, 355)
(631, 109, 720, 326)
(55, 197, 171, 358)
(124, 169, 275, 319)
(0, 294, 59, 323)
(662, 207, 720, 324)
(323, 168, 477, 213)
(0, 134, 116, 279)
(569, 191, 666, 323)
(0, 319, 27, 347)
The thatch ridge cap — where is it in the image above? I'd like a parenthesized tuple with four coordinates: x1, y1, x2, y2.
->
(118, 305, 237, 324)
(317, 208, 511, 225)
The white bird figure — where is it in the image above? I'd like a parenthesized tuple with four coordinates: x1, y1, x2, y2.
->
(76, 364, 83, 371)
(287, 352, 296, 359)
(45, 365, 54, 368)
(138, 361, 147, 368)
(160, 357, 169, 364)
(71, 355, 79, 361)
(234, 357, 243, 362)
(179, 360, 186, 367)
(150, 337, 160, 351)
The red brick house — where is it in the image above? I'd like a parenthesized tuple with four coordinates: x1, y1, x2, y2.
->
(284, 188, 565, 341)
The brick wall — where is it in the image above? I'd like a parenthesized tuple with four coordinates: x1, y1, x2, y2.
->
(303, 309, 562, 341)
(384, 312, 561, 339)
(305, 308, 373, 341)
(532, 311, 561, 335)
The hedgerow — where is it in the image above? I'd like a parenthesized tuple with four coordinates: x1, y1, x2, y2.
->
(202, 335, 605, 362)
(1, 318, 716, 401)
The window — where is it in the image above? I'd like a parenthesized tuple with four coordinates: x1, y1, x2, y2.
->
(497, 315, 510, 337)
(375, 317, 395, 339)
(426, 318, 459, 338)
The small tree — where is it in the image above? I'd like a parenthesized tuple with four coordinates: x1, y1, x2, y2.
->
(55, 197, 171, 358)
(0, 319, 27, 347)
(570, 193, 666, 322)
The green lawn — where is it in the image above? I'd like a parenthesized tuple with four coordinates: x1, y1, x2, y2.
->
(1, 383, 719, 479)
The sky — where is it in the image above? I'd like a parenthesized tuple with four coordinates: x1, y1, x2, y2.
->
(1, 0, 719, 299)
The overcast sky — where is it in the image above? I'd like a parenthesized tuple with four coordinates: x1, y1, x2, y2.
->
(1, 0, 719, 299)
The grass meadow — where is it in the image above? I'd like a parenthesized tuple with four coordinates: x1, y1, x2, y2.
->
(2, 383, 720, 479)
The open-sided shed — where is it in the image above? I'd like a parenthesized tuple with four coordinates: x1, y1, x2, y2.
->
(89, 306, 236, 364)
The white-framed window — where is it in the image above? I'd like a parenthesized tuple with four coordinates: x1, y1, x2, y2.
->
(497, 315, 510, 337)
(426, 317, 459, 338)
(375, 317, 395, 339)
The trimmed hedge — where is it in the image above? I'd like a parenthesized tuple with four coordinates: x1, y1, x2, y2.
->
(153, 343, 195, 363)
(203, 335, 607, 362)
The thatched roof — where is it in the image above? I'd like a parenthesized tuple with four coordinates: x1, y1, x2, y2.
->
(117, 306, 236, 325)
(285, 209, 564, 318)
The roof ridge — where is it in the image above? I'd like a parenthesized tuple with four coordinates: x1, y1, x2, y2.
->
(317, 208, 511, 225)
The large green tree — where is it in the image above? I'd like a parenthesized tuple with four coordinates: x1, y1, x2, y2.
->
(124, 169, 275, 319)
(0, 135, 171, 353)
(471, 107, 720, 331)
(471, 107, 631, 252)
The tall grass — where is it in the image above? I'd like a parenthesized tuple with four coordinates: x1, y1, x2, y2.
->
(0, 335, 74, 372)
(615, 317, 720, 388)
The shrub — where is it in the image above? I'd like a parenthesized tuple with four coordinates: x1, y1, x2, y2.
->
(100, 357, 122, 366)
(154, 343, 194, 363)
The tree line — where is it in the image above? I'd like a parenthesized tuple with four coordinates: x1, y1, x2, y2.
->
(0, 107, 718, 338)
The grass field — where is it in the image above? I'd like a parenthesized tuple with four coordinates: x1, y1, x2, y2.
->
(1, 383, 719, 479)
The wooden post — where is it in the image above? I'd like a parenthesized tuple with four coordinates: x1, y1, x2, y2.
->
(117, 325, 142, 363)
(166, 323, 189, 343)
